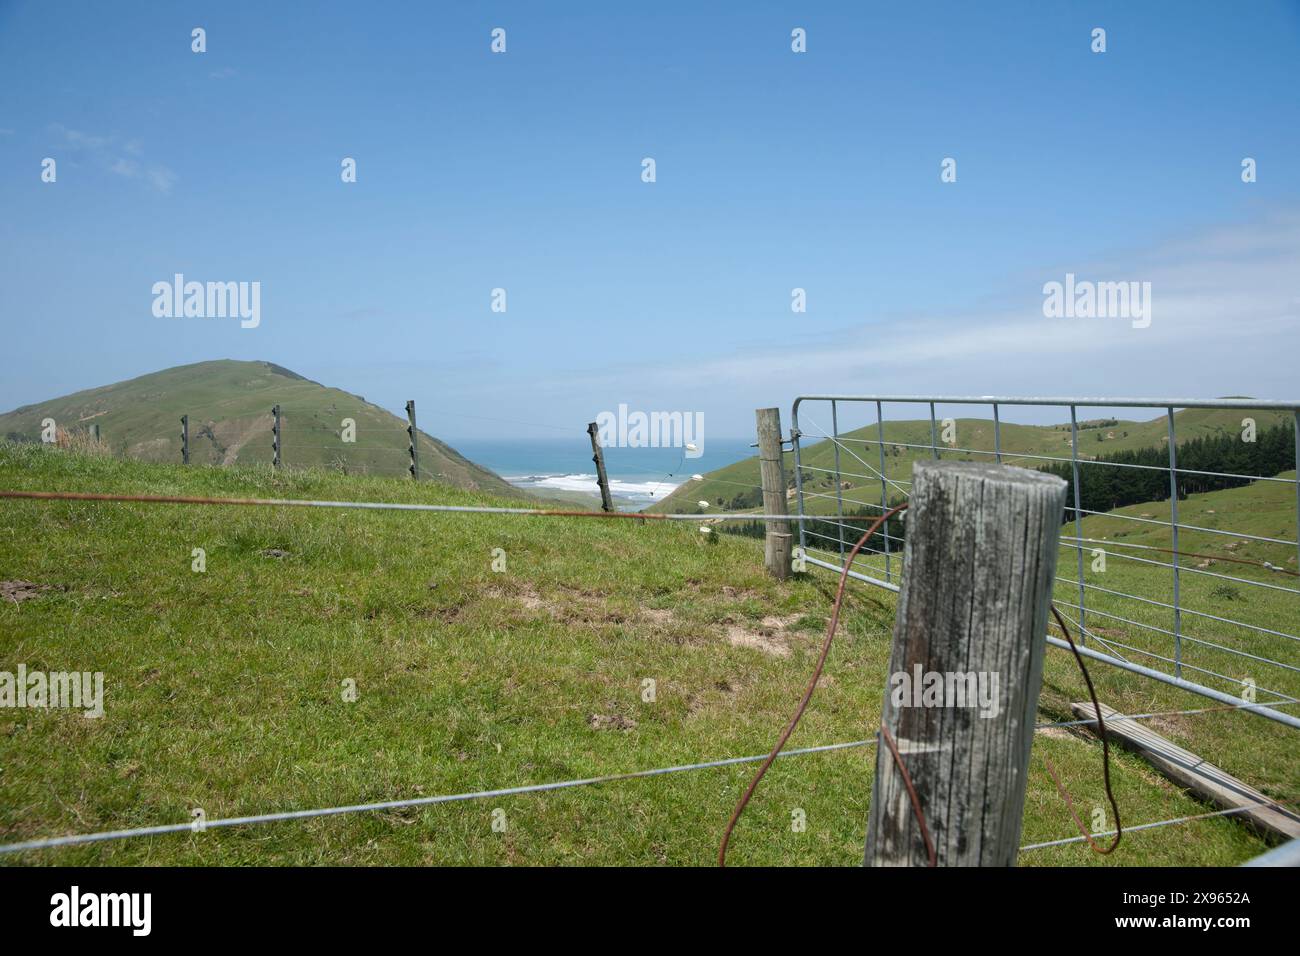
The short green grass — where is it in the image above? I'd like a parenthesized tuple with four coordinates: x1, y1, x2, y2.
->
(0, 442, 1287, 866)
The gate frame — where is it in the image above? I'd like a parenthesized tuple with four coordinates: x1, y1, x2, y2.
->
(790, 394, 1300, 731)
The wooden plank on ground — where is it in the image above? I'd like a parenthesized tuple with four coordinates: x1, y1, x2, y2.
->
(1071, 701, 1300, 843)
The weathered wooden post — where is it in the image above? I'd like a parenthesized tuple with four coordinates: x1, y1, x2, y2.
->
(180, 415, 190, 465)
(756, 408, 792, 580)
(864, 461, 1067, 866)
(586, 422, 615, 513)
(271, 404, 281, 469)
(405, 400, 420, 481)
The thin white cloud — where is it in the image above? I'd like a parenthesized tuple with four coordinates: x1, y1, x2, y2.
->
(529, 207, 1300, 422)
(48, 123, 177, 194)
(146, 166, 177, 193)
(312, 207, 1300, 438)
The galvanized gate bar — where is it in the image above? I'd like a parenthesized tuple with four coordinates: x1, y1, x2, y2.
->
(791, 394, 1300, 731)
(796, 395, 1300, 411)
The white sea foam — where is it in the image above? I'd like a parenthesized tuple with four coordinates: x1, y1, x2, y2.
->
(504, 473, 681, 501)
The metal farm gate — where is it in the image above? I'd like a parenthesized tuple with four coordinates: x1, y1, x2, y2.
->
(788, 395, 1300, 730)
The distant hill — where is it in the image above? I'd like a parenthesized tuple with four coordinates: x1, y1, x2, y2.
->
(648, 405, 1293, 516)
(0, 359, 524, 496)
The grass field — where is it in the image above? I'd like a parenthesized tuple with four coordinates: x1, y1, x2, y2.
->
(1, 442, 1293, 866)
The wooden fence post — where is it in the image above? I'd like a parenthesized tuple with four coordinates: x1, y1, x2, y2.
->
(405, 400, 420, 481)
(756, 407, 792, 580)
(864, 460, 1067, 866)
(586, 422, 615, 513)
(271, 404, 281, 469)
(180, 415, 189, 465)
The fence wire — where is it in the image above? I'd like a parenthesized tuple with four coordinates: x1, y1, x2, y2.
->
(3, 699, 1293, 858)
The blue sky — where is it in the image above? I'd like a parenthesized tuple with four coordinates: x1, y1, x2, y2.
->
(2, 0, 1298, 439)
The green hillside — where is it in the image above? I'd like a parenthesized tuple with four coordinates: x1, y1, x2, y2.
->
(0, 360, 522, 497)
(650, 406, 1293, 517)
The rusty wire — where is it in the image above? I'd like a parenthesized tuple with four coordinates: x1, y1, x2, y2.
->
(717, 504, 908, 866)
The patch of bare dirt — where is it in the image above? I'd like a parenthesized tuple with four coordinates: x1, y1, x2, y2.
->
(215, 413, 275, 465)
(719, 585, 763, 601)
(421, 603, 464, 623)
(485, 582, 639, 626)
(588, 713, 637, 731)
(1036, 726, 1077, 740)
(483, 583, 728, 635)
(485, 582, 544, 610)
(517, 590, 546, 611)
(726, 614, 800, 658)
(688, 677, 743, 716)
(1, 581, 62, 604)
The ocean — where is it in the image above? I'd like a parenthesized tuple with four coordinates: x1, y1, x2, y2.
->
(450, 437, 755, 511)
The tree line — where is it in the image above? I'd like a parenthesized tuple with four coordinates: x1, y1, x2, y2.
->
(1036, 422, 1295, 520)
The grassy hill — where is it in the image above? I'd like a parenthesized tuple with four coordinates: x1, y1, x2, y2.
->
(650, 406, 1293, 517)
(0, 442, 1290, 865)
(0, 359, 522, 497)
